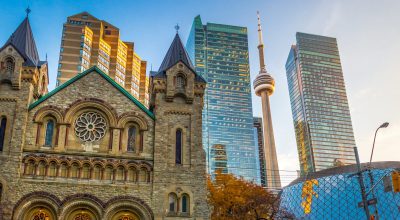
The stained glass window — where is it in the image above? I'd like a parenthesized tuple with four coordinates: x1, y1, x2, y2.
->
(181, 194, 189, 213)
(44, 120, 54, 147)
(32, 210, 51, 220)
(127, 126, 136, 152)
(0, 117, 6, 151)
(176, 129, 182, 164)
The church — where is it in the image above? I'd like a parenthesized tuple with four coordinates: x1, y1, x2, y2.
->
(0, 14, 209, 220)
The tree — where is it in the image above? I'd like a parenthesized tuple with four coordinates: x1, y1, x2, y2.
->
(207, 170, 294, 220)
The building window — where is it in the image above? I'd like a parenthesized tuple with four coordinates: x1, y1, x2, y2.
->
(181, 194, 189, 213)
(5, 57, 14, 73)
(139, 168, 147, 182)
(25, 160, 35, 175)
(44, 120, 55, 147)
(168, 193, 178, 213)
(0, 117, 6, 151)
(176, 129, 182, 164)
(176, 75, 185, 89)
(127, 126, 136, 152)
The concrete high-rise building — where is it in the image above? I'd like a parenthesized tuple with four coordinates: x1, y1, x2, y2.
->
(186, 15, 260, 183)
(56, 12, 148, 102)
(253, 117, 267, 187)
(285, 32, 356, 174)
(253, 12, 281, 189)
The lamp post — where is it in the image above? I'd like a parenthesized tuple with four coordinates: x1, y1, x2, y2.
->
(369, 122, 389, 166)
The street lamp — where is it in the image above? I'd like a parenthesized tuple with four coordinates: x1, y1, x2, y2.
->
(369, 122, 389, 166)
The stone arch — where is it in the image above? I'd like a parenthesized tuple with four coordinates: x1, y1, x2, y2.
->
(12, 191, 61, 220)
(33, 106, 64, 123)
(117, 112, 148, 131)
(59, 194, 104, 220)
(104, 196, 153, 220)
(64, 99, 118, 126)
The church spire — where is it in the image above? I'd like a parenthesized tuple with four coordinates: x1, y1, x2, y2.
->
(3, 13, 40, 66)
(257, 11, 266, 72)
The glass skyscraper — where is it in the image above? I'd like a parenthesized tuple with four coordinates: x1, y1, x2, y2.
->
(186, 15, 260, 183)
(285, 32, 356, 174)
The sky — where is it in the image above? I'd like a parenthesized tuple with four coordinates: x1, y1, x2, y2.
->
(1, 0, 399, 186)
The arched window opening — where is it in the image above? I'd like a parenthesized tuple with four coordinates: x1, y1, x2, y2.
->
(60, 163, 68, 178)
(175, 129, 182, 164)
(48, 162, 57, 177)
(0, 117, 7, 151)
(5, 57, 15, 73)
(181, 194, 189, 214)
(127, 126, 136, 152)
(37, 161, 46, 176)
(116, 166, 125, 181)
(44, 119, 55, 147)
(82, 164, 90, 179)
(176, 75, 185, 89)
(127, 167, 136, 182)
(71, 163, 79, 178)
(168, 193, 178, 213)
(93, 165, 102, 180)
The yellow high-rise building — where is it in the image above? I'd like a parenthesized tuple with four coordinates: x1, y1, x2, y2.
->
(57, 12, 148, 101)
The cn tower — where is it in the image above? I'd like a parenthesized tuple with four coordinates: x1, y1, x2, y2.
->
(253, 12, 281, 189)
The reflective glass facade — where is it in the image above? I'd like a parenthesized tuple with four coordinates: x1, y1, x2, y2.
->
(186, 15, 260, 183)
(285, 32, 356, 174)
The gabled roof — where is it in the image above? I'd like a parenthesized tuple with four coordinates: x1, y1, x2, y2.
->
(29, 66, 155, 120)
(2, 17, 40, 67)
(155, 34, 205, 83)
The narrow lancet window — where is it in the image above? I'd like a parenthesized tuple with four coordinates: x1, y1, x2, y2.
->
(0, 117, 7, 151)
(127, 126, 136, 152)
(44, 120, 55, 147)
(175, 129, 182, 164)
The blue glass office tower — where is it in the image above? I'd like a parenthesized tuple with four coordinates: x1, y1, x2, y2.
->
(186, 15, 260, 183)
(285, 32, 356, 174)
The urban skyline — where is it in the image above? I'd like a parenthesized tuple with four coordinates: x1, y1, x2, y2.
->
(1, 0, 399, 186)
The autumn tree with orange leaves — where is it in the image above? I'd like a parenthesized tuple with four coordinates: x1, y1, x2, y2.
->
(207, 171, 293, 220)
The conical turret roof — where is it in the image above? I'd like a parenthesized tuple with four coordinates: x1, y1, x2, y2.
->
(3, 17, 40, 66)
(154, 33, 205, 83)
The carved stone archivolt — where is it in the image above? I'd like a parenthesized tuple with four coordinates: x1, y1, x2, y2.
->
(12, 192, 154, 220)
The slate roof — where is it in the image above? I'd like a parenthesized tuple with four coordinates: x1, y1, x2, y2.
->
(153, 34, 205, 83)
(2, 17, 41, 67)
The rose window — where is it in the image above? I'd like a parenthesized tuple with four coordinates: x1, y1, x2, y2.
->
(75, 112, 107, 142)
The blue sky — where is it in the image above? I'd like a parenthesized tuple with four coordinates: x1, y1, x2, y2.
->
(1, 0, 399, 185)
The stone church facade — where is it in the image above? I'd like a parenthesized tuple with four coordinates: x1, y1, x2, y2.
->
(0, 16, 209, 220)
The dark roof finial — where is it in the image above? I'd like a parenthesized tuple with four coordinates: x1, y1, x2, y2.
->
(175, 23, 180, 33)
(26, 6, 31, 17)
